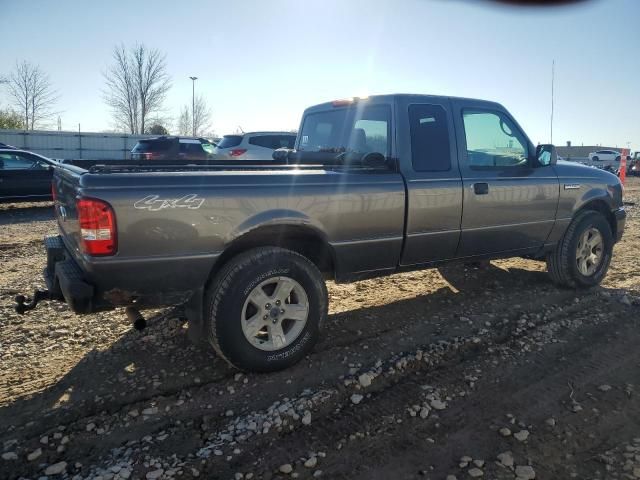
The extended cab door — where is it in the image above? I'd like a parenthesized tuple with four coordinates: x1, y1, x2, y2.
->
(451, 99, 559, 256)
(398, 96, 463, 266)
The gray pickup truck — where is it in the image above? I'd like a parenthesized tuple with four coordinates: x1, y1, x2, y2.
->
(18, 94, 626, 372)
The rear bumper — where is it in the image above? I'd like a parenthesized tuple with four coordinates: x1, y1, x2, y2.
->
(614, 207, 626, 243)
(44, 235, 213, 314)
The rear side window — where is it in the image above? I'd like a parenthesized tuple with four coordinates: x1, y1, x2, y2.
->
(249, 135, 296, 150)
(217, 135, 243, 149)
(409, 104, 451, 172)
(132, 140, 172, 153)
(179, 142, 205, 154)
(299, 105, 390, 155)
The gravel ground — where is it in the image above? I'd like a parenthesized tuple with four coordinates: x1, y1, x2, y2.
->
(1, 178, 639, 480)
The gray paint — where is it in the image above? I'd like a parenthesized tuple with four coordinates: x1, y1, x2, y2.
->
(51, 94, 625, 311)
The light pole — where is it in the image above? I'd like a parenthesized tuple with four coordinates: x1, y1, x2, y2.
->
(189, 76, 198, 137)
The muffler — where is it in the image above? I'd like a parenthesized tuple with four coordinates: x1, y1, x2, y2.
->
(125, 306, 147, 331)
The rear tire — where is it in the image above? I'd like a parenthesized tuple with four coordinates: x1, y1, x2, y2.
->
(592, 156, 599, 162)
(204, 247, 327, 372)
(546, 210, 613, 288)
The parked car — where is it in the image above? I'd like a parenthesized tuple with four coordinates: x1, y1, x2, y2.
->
(0, 149, 57, 201)
(588, 150, 622, 162)
(213, 132, 296, 160)
(131, 136, 216, 161)
(19, 94, 625, 373)
(0, 142, 18, 150)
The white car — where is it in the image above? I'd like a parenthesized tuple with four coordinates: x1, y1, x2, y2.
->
(588, 149, 621, 162)
(213, 131, 296, 160)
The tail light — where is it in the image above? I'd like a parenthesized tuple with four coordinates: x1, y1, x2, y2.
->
(51, 181, 57, 203)
(77, 198, 117, 256)
(143, 153, 155, 160)
(229, 149, 247, 157)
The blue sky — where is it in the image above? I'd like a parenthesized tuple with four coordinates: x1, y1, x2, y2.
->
(1, 0, 638, 150)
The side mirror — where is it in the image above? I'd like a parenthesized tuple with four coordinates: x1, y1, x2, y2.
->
(535, 144, 557, 167)
(272, 148, 293, 163)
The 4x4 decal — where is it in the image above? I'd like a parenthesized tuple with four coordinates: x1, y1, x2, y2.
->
(133, 194, 204, 211)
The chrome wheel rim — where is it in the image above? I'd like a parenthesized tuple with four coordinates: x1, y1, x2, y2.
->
(575, 228, 604, 276)
(241, 276, 309, 351)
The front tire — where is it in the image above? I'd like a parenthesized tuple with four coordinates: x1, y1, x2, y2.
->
(205, 247, 327, 372)
(546, 210, 613, 288)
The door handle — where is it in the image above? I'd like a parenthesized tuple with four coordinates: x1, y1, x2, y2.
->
(473, 182, 489, 195)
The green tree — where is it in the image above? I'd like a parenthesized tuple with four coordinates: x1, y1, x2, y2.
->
(0, 108, 25, 129)
(147, 123, 168, 135)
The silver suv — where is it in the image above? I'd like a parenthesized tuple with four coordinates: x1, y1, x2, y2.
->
(213, 131, 296, 160)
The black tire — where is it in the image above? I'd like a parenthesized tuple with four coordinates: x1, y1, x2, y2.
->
(205, 247, 327, 372)
(615, 156, 621, 162)
(546, 210, 613, 288)
(592, 156, 599, 162)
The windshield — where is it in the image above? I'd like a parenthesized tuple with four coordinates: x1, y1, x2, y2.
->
(131, 139, 172, 153)
(298, 104, 390, 157)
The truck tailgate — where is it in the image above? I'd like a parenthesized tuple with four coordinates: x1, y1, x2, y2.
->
(52, 164, 85, 255)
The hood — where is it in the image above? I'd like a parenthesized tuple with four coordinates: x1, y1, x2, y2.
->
(555, 159, 620, 182)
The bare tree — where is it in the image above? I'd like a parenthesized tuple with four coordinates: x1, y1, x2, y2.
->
(192, 94, 212, 137)
(177, 105, 191, 136)
(7, 61, 58, 130)
(177, 95, 212, 137)
(103, 44, 171, 134)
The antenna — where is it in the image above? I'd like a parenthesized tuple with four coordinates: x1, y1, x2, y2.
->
(550, 60, 555, 144)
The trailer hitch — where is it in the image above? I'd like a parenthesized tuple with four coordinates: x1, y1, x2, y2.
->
(14, 289, 52, 314)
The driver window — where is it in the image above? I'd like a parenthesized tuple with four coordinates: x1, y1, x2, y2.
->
(462, 110, 528, 168)
(0, 153, 37, 170)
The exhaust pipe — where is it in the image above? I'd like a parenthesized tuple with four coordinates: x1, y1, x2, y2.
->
(125, 306, 147, 331)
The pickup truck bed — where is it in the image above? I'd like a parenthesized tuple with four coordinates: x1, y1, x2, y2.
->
(23, 94, 626, 372)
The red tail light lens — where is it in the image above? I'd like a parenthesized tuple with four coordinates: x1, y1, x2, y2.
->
(77, 198, 117, 256)
(229, 149, 247, 157)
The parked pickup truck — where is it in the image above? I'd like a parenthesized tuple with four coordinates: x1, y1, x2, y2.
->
(17, 94, 626, 372)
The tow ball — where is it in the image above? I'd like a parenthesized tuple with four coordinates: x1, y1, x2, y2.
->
(14, 289, 52, 314)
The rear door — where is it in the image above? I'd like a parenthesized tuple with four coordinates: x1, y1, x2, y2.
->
(451, 99, 559, 256)
(246, 135, 296, 160)
(398, 97, 463, 265)
(178, 139, 208, 160)
(0, 151, 53, 199)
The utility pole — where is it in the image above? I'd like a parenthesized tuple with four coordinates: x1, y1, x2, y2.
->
(550, 60, 555, 144)
(189, 76, 198, 137)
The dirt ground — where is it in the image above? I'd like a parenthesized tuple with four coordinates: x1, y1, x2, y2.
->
(1, 179, 639, 480)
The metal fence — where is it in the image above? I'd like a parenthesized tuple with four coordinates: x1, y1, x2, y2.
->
(0, 129, 158, 160)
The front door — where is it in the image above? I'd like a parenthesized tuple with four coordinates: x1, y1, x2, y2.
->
(0, 151, 52, 199)
(451, 102, 559, 257)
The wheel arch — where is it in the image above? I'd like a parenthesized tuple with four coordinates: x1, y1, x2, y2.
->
(575, 198, 617, 240)
(211, 223, 336, 284)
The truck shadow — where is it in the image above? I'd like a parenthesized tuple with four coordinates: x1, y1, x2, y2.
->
(0, 262, 598, 443)
(0, 202, 54, 225)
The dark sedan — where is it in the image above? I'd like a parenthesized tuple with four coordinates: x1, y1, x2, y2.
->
(0, 149, 56, 202)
